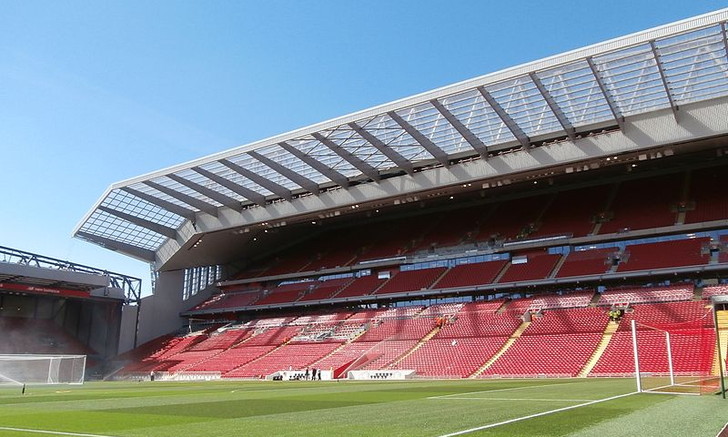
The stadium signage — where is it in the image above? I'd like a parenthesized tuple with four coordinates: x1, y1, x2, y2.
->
(0, 283, 89, 298)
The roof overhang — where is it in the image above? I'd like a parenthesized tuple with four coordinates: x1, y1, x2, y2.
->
(74, 9, 728, 270)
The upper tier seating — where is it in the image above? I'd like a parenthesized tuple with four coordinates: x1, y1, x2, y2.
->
(554, 247, 616, 278)
(190, 290, 261, 312)
(684, 166, 728, 224)
(531, 185, 611, 238)
(497, 252, 562, 283)
(410, 207, 485, 252)
(335, 275, 387, 298)
(597, 284, 695, 306)
(297, 278, 354, 302)
(374, 267, 446, 295)
(433, 260, 508, 289)
(475, 195, 551, 242)
(616, 238, 710, 272)
(599, 175, 681, 234)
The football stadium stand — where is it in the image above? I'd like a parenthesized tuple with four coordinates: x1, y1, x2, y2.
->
(40, 9, 728, 381)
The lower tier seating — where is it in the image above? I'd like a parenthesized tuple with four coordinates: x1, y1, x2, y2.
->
(120, 298, 718, 380)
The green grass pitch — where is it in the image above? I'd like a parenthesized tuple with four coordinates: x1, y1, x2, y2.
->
(0, 378, 726, 436)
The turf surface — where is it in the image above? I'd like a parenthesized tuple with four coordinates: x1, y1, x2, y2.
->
(0, 378, 725, 436)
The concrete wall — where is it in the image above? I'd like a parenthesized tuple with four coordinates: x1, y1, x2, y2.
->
(134, 270, 213, 347)
(118, 304, 138, 355)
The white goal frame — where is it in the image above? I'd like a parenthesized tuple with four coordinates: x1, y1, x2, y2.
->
(0, 354, 86, 386)
(631, 319, 718, 395)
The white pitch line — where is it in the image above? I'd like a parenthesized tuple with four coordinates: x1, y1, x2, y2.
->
(427, 381, 580, 400)
(0, 426, 118, 437)
(436, 392, 637, 437)
(433, 397, 594, 402)
(715, 421, 728, 437)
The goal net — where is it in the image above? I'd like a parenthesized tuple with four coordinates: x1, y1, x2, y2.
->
(631, 313, 719, 395)
(0, 354, 86, 385)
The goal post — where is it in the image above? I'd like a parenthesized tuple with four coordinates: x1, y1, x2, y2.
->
(631, 313, 719, 395)
(0, 354, 86, 385)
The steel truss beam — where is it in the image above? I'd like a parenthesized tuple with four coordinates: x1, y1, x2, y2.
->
(121, 187, 196, 220)
(428, 99, 489, 158)
(649, 40, 679, 121)
(529, 72, 576, 141)
(476, 86, 531, 149)
(278, 141, 350, 187)
(219, 158, 293, 201)
(347, 122, 414, 175)
(167, 173, 242, 212)
(144, 180, 219, 217)
(386, 111, 450, 167)
(98, 206, 178, 239)
(586, 57, 625, 130)
(191, 166, 267, 207)
(247, 150, 320, 194)
(311, 132, 381, 181)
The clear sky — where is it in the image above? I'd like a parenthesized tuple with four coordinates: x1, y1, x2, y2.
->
(1, 1, 725, 296)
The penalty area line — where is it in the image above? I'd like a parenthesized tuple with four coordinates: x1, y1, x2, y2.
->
(437, 392, 637, 437)
(0, 426, 119, 437)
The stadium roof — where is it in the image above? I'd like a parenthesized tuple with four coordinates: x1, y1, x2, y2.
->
(75, 9, 728, 269)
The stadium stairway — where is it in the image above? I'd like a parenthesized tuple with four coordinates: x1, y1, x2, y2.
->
(714, 310, 728, 376)
(579, 320, 619, 377)
(387, 325, 442, 369)
(469, 320, 531, 378)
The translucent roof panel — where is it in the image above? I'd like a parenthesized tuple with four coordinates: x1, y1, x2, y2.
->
(74, 11, 728, 259)
(129, 181, 199, 210)
(360, 114, 435, 162)
(321, 126, 395, 170)
(654, 24, 728, 104)
(80, 209, 169, 251)
(535, 61, 615, 127)
(594, 43, 669, 116)
(394, 102, 472, 156)
(225, 154, 302, 191)
(100, 189, 187, 229)
(150, 175, 224, 208)
(196, 160, 272, 196)
(255, 144, 330, 185)
(439, 89, 516, 146)
(484, 76, 563, 137)
(174, 168, 250, 203)
(289, 136, 362, 178)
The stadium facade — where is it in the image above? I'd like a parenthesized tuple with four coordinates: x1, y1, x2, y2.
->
(70, 7, 728, 366)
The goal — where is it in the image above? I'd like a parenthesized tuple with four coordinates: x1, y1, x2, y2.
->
(0, 354, 86, 385)
(631, 314, 719, 395)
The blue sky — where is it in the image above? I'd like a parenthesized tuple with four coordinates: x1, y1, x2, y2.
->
(1, 1, 725, 295)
